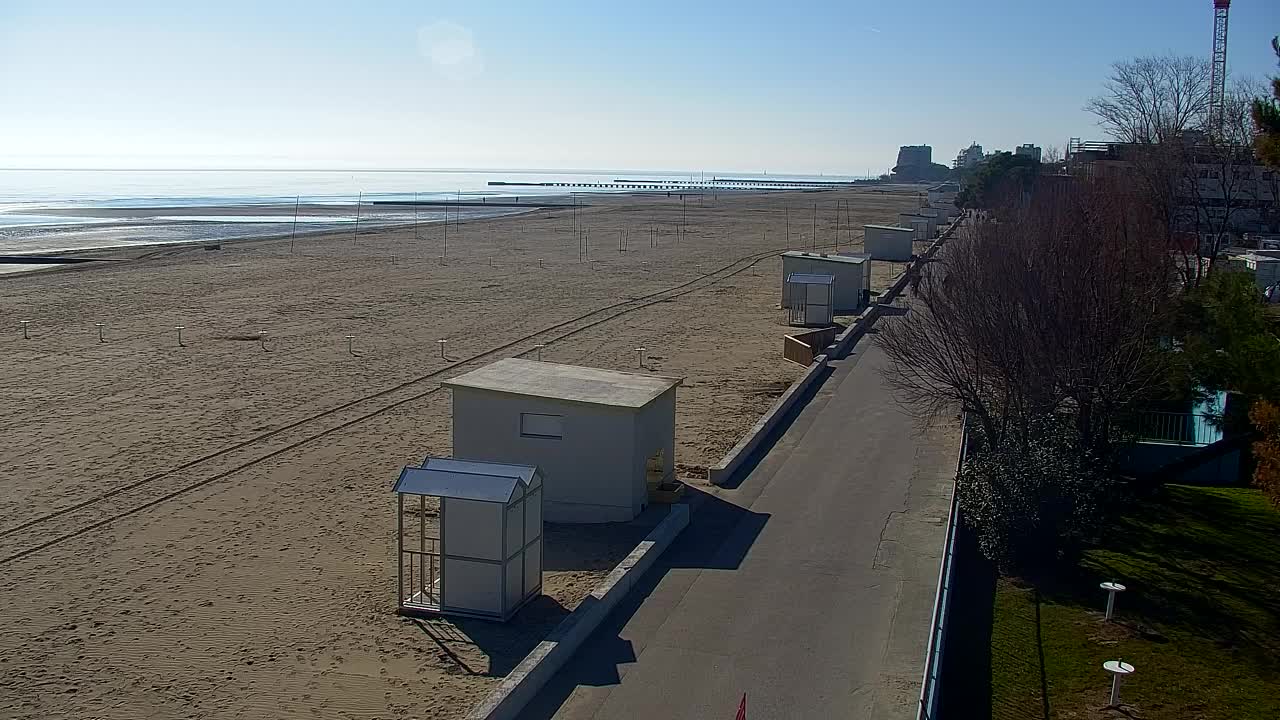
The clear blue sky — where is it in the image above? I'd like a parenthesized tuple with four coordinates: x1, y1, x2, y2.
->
(1, 0, 1277, 174)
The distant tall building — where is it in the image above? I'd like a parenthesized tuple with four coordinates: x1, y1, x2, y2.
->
(895, 145, 932, 168)
(1015, 144, 1042, 163)
(953, 143, 984, 169)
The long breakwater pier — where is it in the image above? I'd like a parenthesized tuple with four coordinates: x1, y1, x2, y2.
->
(488, 177, 879, 191)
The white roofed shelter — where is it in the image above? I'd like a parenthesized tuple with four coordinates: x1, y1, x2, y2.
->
(780, 251, 871, 314)
(444, 359, 682, 523)
(393, 457, 543, 621)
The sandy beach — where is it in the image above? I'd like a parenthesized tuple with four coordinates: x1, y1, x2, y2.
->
(0, 186, 922, 719)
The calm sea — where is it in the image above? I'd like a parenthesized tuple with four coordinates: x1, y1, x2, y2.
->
(0, 168, 867, 257)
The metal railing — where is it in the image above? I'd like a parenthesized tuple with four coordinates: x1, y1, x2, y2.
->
(1128, 410, 1223, 447)
(401, 537, 441, 609)
(917, 413, 969, 720)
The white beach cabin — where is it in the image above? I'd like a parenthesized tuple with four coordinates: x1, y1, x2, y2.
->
(444, 359, 682, 524)
(863, 224, 916, 262)
(779, 251, 871, 314)
(784, 273, 835, 327)
(394, 457, 543, 622)
(898, 213, 937, 239)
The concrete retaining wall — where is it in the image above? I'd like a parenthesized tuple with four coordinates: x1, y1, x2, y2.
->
(708, 355, 830, 484)
(466, 503, 691, 720)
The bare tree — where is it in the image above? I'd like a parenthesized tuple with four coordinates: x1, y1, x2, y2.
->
(1085, 54, 1212, 144)
(1042, 144, 1063, 165)
(1103, 77, 1272, 285)
(879, 176, 1173, 454)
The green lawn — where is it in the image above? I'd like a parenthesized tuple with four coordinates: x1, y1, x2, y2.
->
(990, 485, 1280, 719)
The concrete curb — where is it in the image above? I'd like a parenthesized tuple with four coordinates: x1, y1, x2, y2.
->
(707, 212, 964, 487)
(708, 355, 829, 485)
(465, 503, 691, 720)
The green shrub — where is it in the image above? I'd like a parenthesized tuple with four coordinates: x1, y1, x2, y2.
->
(958, 417, 1117, 575)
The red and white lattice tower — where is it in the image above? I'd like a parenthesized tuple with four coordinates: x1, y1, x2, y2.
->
(1208, 0, 1230, 134)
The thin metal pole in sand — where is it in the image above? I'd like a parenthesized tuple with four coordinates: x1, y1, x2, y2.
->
(345, 335, 355, 355)
(538, 258, 544, 269)
(95, 323, 105, 343)
(413, 191, 419, 241)
(534, 344, 545, 361)
(785, 204, 791, 247)
(19, 320, 30, 340)
(290, 195, 300, 253)
(352, 191, 363, 242)
(258, 331, 268, 351)
(437, 339, 447, 359)
(635, 346, 645, 368)
(175, 326, 186, 347)
(443, 201, 449, 260)
(812, 202, 817, 250)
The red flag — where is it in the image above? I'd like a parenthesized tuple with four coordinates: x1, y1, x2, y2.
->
(735, 693, 747, 720)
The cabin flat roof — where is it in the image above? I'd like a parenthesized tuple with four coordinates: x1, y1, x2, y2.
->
(865, 224, 915, 232)
(781, 251, 868, 265)
(393, 458, 540, 502)
(443, 358, 682, 408)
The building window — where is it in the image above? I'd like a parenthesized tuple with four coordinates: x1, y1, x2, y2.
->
(520, 413, 563, 439)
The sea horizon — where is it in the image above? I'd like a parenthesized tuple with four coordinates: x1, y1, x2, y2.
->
(0, 167, 876, 258)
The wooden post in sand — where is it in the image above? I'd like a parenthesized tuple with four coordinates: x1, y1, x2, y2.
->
(812, 202, 818, 250)
(832, 201, 840, 252)
(635, 346, 645, 368)
(95, 323, 105, 343)
(345, 335, 355, 355)
(19, 320, 30, 340)
(175, 326, 186, 347)
(785, 204, 791, 248)
(438, 339, 447, 359)
(681, 195, 687, 243)
(352, 191, 363, 242)
(258, 331, 268, 351)
(413, 192, 419, 241)
(290, 196, 300, 253)
(534, 343, 545, 361)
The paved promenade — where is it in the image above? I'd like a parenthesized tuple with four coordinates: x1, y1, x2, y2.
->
(521, 339, 959, 719)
